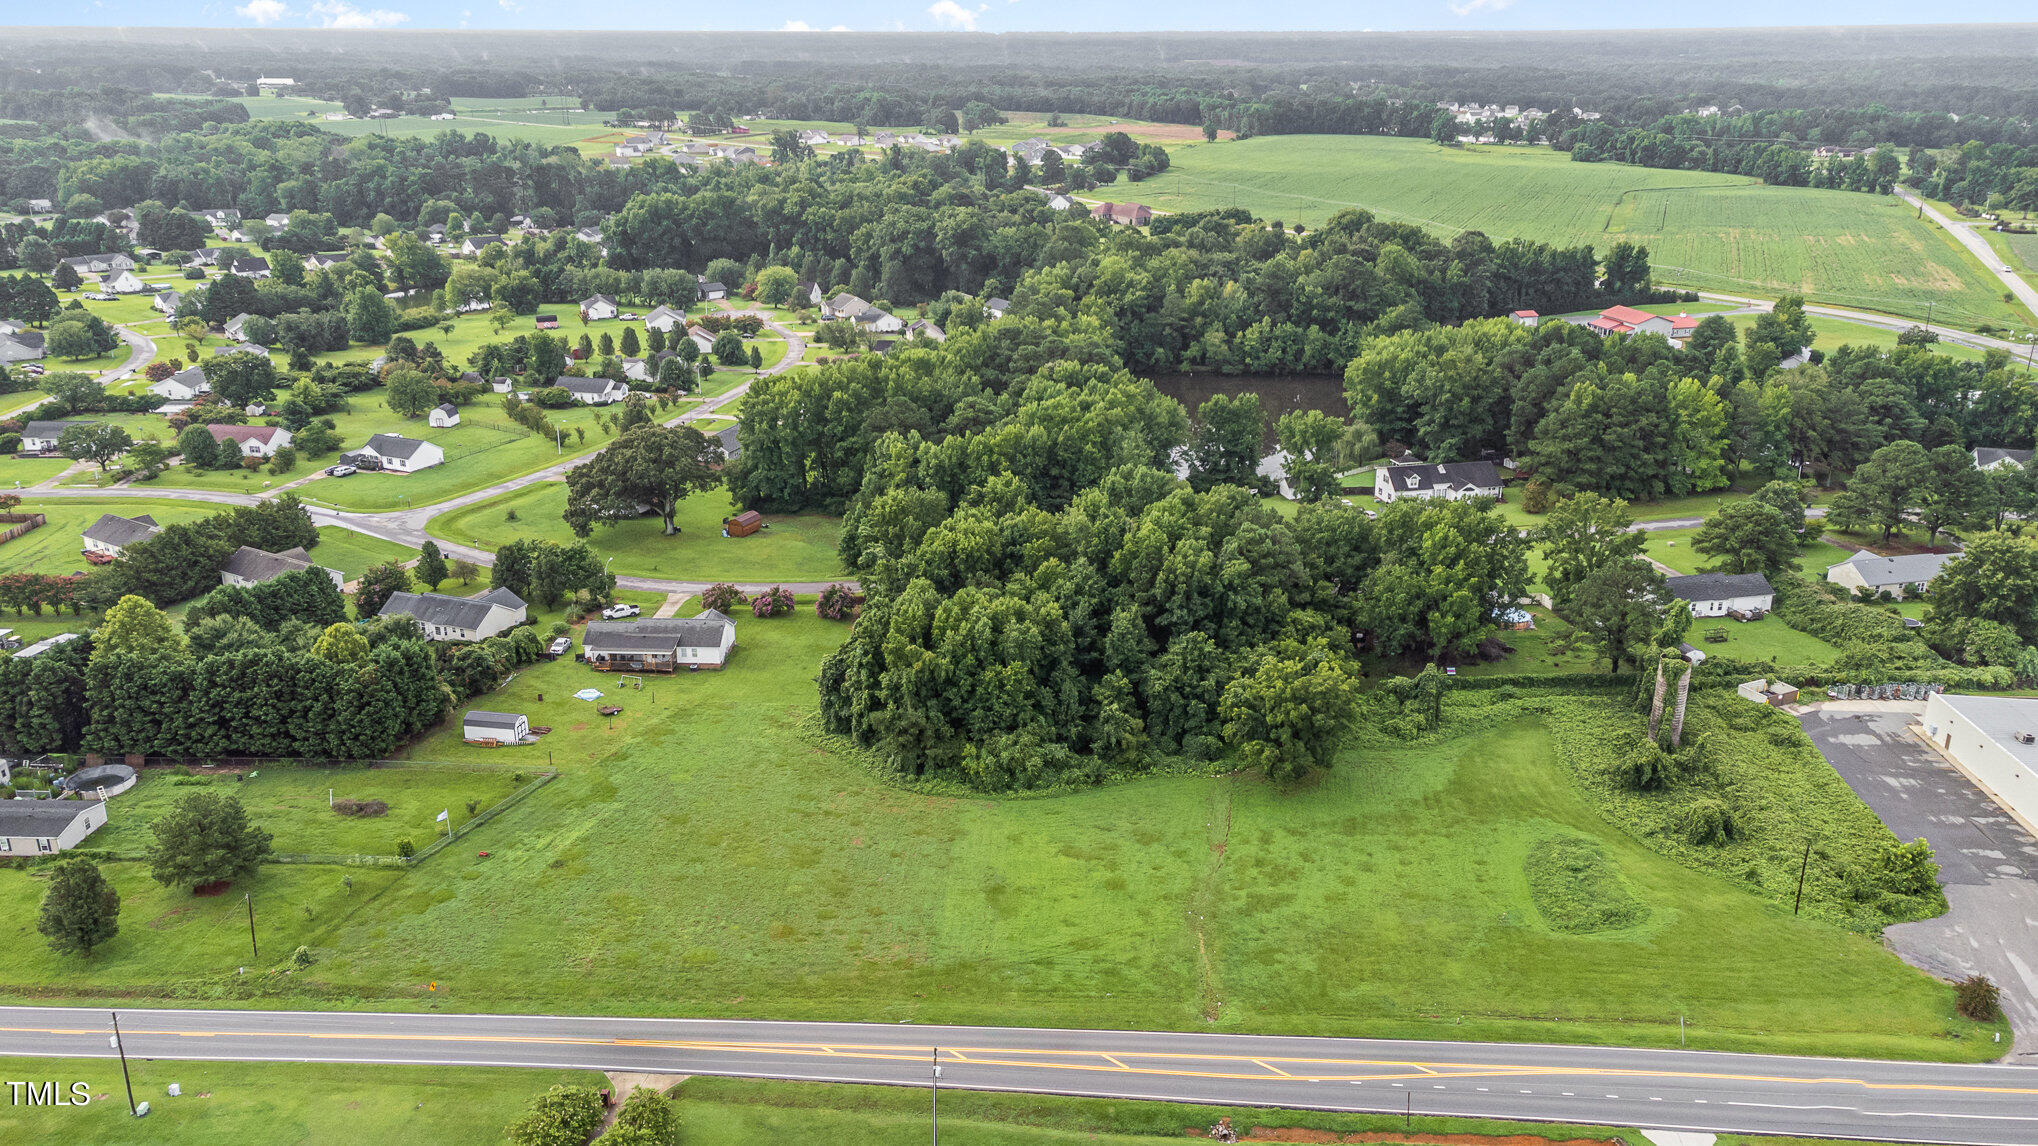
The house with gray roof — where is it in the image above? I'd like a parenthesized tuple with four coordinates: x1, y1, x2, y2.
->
(1826, 549, 1958, 599)
(1665, 572, 1775, 618)
(21, 419, 97, 453)
(554, 377, 629, 405)
(1372, 460, 1503, 504)
(378, 588, 527, 642)
(61, 253, 135, 276)
(584, 610, 736, 671)
(221, 545, 343, 590)
(1973, 447, 2033, 471)
(0, 799, 107, 857)
(352, 433, 445, 472)
(0, 328, 45, 363)
(82, 512, 160, 557)
(149, 364, 210, 402)
(643, 304, 687, 332)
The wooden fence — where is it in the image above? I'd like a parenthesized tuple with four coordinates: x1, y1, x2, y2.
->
(0, 512, 46, 546)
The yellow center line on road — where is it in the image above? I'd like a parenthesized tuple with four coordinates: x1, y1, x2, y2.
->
(5, 1025, 2036, 1098)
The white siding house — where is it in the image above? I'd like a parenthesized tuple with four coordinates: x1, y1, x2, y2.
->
(0, 801, 108, 856)
(1372, 461, 1504, 504)
(355, 433, 445, 472)
(1665, 572, 1775, 618)
(1826, 550, 1958, 599)
(379, 589, 528, 642)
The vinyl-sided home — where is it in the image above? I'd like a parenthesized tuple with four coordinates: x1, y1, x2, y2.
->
(583, 610, 737, 672)
(60, 252, 135, 276)
(0, 800, 108, 856)
(207, 423, 292, 459)
(148, 364, 210, 402)
(462, 710, 530, 744)
(220, 545, 343, 589)
(354, 433, 445, 472)
(1666, 572, 1775, 618)
(1825, 550, 1958, 599)
(643, 305, 687, 332)
(462, 235, 506, 256)
(0, 327, 45, 363)
(1921, 692, 2038, 832)
(102, 269, 147, 294)
(20, 420, 94, 453)
(82, 512, 160, 558)
(555, 377, 629, 405)
(152, 289, 182, 315)
(379, 588, 528, 642)
(1371, 460, 1504, 504)
(579, 293, 620, 321)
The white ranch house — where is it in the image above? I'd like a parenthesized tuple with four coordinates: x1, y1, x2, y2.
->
(354, 433, 445, 472)
(1372, 461, 1504, 504)
(1665, 572, 1775, 618)
(379, 588, 528, 642)
(1825, 550, 1959, 599)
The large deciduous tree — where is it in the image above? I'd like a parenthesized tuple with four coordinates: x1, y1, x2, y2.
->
(1534, 491, 1643, 607)
(562, 424, 724, 537)
(37, 858, 120, 958)
(1219, 641, 1362, 781)
(145, 792, 274, 892)
(1692, 500, 1799, 576)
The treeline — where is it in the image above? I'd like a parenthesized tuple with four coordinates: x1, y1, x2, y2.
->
(1911, 140, 2038, 214)
(0, 88, 250, 136)
(1560, 115, 1901, 191)
(822, 466, 1523, 788)
(1348, 302, 2038, 498)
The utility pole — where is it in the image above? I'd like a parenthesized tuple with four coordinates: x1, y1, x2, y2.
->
(1793, 839, 1812, 915)
(931, 1047, 940, 1145)
(245, 891, 258, 958)
(110, 1012, 137, 1116)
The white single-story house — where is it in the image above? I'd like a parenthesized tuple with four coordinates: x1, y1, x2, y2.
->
(643, 305, 687, 333)
(792, 280, 824, 307)
(462, 235, 505, 256)
(149, 365, 210, 402)
(223, 313, 254, 341)
(554, 376, 629, 405)
(428, 402, 461, 428)
(0, 800, 108, 856)
(207, 423, 292, 458)
(152, 290, 182, 315)
(1973, 447, 2033, 471)
(1825, 550, 1959, 599)
(228, 257, 270, 279)
(355, 433, 445, 472)
(61, 253, 135, 276)
(82, 512, 160, 557)
(378, 588, 527, 642)
(220, 545, 343, 589)
(906, 319, 946, 341)
(580, 293, 619, 321)
(1921, 692, 2038, 833)
(683, 326, 717, 355)
(583, 610, 737, 672)
(0, 328, 46, 363)
(102, 269, 147, 294)
(1666, 572, 1775, 618)
(463, 710, 530, 743)
(20, 419, 96, 453)
(1372, 460, 1504, 504)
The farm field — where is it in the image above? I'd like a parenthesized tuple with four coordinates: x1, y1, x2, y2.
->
(0, 1057, 597, 1146)
(426, 481, 847, 583)
(3, 604, 1994, 1062)
(1133, 137, 2029, 330)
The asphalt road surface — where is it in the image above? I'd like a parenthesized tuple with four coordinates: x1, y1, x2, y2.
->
(2, 1008, 2035, 1143)
(1895, 187, 2038, 321)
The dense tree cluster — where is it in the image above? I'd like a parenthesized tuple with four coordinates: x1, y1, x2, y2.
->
(90, 495, 321, 607)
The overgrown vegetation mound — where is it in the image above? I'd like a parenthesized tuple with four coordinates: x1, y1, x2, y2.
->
(1524, 836, 1648, 934)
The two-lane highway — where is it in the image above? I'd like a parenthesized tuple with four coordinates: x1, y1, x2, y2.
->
(2, 1008, 2034, 1144)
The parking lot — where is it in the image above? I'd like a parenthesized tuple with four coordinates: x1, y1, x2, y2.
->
(1800, 704, 2038, 1056)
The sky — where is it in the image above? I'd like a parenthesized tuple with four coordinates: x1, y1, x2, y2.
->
(29, 1, 1958, 33)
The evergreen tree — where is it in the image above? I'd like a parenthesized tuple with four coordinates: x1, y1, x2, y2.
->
(37, 859, 120, 957)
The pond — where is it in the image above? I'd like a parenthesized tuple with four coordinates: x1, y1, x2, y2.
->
(1148, 373, 1348, 450)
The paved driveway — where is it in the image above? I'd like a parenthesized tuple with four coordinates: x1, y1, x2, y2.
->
(1799, 705, 2038, 1056)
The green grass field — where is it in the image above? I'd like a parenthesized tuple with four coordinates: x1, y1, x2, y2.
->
(426, 481, 847, 583)
(0, 612, 1996, 1058)
(0, 1058, 597, 1145)
(1134, 137, 2029, 330)
(0, 497, 219, 577)
(86, 766, 524, 859)
(306, 527, 418, 583)
(1640, 526, 1853, 580)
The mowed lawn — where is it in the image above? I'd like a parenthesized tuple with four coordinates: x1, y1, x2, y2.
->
(0, 497, 217, 577)
(307, 526, 418, 583)
(0, 1058, 598, 1146)
(1640, 526, 1853, 579)
(427, 481, 847, 583)
(87, 766, 525, 859)
(1133, 137, 2027, 329)
(0, 612, 1942, 1058)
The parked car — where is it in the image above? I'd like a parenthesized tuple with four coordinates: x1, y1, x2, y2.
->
(325, 464, 357, 477)
(547, 636, 572, 657)
(85, 292, 115, 301)
(601, 603, 641, 619)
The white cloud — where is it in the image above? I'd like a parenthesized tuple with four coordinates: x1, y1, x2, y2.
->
(235, 0, 289, 23)
(925, 0, 985, 30)
(782, 18, 813, 29)
(311, 0, 410, 25)
(498, 0, 521, 10)
(1447, 0, 1513, 14)
(830, 23, 849, 29)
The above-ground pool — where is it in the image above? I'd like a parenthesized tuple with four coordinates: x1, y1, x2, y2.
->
(57, 764, 137, 799)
